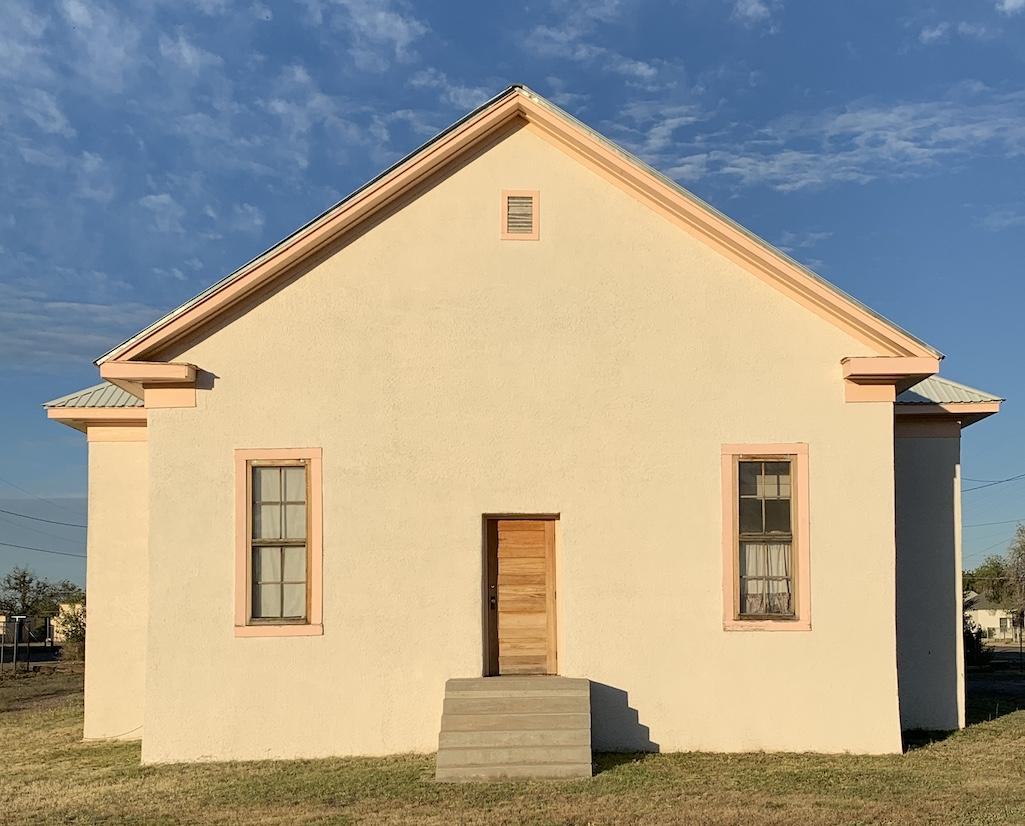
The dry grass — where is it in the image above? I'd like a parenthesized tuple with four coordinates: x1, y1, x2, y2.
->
(2, 670, 1025, 825)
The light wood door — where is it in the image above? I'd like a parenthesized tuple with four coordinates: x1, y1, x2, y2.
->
(488, 519, 557, 676)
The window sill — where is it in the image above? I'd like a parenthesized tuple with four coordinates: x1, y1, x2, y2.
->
(234, 623, 323, 638)
(723, 618, 811, 632)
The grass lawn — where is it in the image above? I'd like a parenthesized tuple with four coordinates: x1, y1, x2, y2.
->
(2, 669, 1025, 825)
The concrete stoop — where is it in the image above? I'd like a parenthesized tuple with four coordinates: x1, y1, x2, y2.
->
(435, 677, 592, 781)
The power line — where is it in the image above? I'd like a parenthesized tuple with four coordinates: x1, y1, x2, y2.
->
(0, 540, 86, 559)
(0, 513, 84, 548)
(964, 518, 1025, 529)
(0, 475, 84, 516)
(963, 473, 1025, 493)
(0, 507, 86, 528)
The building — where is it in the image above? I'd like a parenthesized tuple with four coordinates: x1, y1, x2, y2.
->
(45, 86, 1001, 771)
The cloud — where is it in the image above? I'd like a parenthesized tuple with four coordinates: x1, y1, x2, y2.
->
(616, 83, 1025, 192)
(158, 29, 224, 75)
(59, 1, 142, 93)
(139, 193, 187, 233)
(410, 69, 492, 111)
(996, 0, 1024, 15)
(777, 230, 832, 251)
(918, 23, 950, 44)
(305, 0, 429, 71)
(730, 0, 782, 31)
(979, 207, 1025, 231)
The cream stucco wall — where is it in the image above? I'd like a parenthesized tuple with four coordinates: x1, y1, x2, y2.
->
(141, 124, 903, 762)
(84, 439, 149, 740)
(894, 431, 963, 731)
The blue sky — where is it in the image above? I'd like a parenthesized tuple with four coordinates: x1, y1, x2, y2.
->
(2, 0, 1024, 582)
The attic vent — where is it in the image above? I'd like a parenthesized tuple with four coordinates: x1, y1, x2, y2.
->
(501, 190, 540, 240)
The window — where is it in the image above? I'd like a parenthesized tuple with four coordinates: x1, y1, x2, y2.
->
(721, 444, 810, 631)
(501, 190, 539, 240)
(234, 449, 323, 637)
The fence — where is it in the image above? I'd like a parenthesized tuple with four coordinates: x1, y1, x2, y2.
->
(0, 616, 57, 675)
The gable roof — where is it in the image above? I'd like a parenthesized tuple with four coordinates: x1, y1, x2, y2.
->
(97, 85, 941, 365)
(897, 376, 1003, 406)
(44, 382, 143, 409)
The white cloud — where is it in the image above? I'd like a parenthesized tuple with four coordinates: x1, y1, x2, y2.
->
(59, 1, 142, 93)
(410, 69, 492, 111)
(730, 0, 782, 30)
(617, 84, 1025, 193)
(918, 23, 950, 44)
(158, 29, 223, 75)
(980, 208, 1025, 231)
(230, 203, 265, 233)
(20, 89, 75, 137)
(308, 0, 429, 71)
(778, 230, 832, 251)
(140, 193, 187, 233)
(996, 0, 1024, 15)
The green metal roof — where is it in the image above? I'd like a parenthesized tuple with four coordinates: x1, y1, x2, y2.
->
(897, 376, 1003, 406)
(43, 382, 143, 409)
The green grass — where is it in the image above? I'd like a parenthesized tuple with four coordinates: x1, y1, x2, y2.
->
(2, 670, 1025, 825)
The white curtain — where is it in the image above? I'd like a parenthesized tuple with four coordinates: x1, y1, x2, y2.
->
(740, 542, 793, 615)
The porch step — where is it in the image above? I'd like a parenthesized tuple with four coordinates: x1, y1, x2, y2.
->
(435, 677, 592, 782)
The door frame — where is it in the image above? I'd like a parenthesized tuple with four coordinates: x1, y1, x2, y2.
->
(481, 513, 560, 677)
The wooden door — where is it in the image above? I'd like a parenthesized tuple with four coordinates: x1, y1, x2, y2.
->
(486, 519, 557, 675)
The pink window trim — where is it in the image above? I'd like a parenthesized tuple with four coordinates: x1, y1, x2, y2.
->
(234, 448, 324, 638)
(721, 443, 811, 632)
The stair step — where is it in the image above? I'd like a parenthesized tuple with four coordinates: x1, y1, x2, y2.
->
(446, 677, 589, 694)
(435, 762, 593, 782)
(441, 712, 590, 732)
(437, 745, 591, 768)
(439, 728, 591, 748)
(443, 696, 587, 715)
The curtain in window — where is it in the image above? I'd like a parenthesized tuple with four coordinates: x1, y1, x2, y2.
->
(739, 541, 793, 616)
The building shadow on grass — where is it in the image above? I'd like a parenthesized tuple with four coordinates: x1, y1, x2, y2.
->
(589, 682, 658, 773)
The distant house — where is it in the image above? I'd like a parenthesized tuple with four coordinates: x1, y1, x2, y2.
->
(965, 591, 1017, 641)
(45, 86, 1002, 772)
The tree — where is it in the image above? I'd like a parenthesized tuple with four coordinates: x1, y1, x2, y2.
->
(1005, 525, 1025, 636)
(964, 554, 1012, 604)
(0, 567, 84, 616)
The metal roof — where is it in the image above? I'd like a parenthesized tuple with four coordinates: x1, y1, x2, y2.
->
(897, 376, 1003, 406)
(96, 84, 941, 364)
(43, 382, 143, 409)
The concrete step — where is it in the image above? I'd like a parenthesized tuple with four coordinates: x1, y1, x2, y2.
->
(443, 695, 587, 715)
(435, 676, 593, 782)
(436, 744, 592, 768)
(441, 712, 590, 732)
(438, 728, 591, 748)
(435, 762, 593, 782)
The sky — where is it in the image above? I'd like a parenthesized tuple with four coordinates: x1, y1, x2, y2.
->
(1, 0, 1024, 584)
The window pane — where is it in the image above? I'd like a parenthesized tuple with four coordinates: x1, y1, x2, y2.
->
(763, 462, 790, 498)
(739, 498, 762, 533)
(253, 467, 281, 503)
(282, 546, 306, 581)
(739, 542, 793, 616)
(284, 504, 307, 540)
(764, 499, 791, 533)
(739, 462, 759, 497)
(284, 467, 306, 502)
(253, 546, 281, 583)
(282, 584, 306, 618)
(253, 583, 281, 618)
(254, 504, 281, 539)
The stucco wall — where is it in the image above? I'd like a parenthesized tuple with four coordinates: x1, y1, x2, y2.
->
(894, 430, 963, 731)
(84, 439, 149, 740)
(141, 124, 902, 762)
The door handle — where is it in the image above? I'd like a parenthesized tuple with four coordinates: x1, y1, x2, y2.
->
(489, 596, 497, 609)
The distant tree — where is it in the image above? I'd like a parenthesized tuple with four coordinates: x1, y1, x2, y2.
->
(0, 567, 84, 616)
(964, 555, 1013, 604)
(1006, 525, 1025, 637)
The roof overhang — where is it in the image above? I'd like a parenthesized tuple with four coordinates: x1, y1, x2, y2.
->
(841, 356, 941, 402)
(98, 361, 197, 409)
(47, 406, 148, 440)
(895, 400, 1002, 428)
(95, 85, 940, 367)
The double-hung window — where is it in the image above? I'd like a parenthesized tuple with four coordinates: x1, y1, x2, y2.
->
(235, 449, 323, 637)
(722, 444, 811, 630)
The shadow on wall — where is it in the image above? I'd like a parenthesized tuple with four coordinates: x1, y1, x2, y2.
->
(589, 682, 659, 753)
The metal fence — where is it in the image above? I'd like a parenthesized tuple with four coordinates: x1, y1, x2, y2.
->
(0, 616, 56, 675)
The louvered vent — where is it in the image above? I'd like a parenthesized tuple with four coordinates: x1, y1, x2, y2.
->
(506, 196, 534, 234)
(501, 190, 539, 240)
